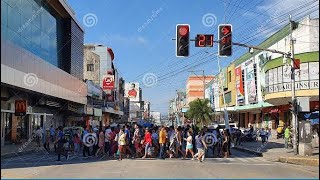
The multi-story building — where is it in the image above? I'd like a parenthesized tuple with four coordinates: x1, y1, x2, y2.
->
(150, 111, 161, 126)
(186, 75, 214, 106)
(83, 44, 124, 126)
(212, 16, 319, 130)
(1, 0, 86, 146)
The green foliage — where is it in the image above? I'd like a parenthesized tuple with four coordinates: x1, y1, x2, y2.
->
(187, 98, 212, 127)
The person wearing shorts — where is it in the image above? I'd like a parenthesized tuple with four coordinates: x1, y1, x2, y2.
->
(184, 131, 194, 160)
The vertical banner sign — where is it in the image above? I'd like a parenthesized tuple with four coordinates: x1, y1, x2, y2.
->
(103, 75, 114, 91)
(235, 67, 244, 105)
(246, 63, 257, 103)
(15, 100, 27, 116)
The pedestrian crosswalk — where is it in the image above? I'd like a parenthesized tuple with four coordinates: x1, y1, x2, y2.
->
(1, 149, 270, 167)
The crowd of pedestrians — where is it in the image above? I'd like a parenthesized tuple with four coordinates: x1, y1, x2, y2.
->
(36, 124, 235, 162)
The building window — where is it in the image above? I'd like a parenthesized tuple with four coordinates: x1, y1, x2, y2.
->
(228, 71, 232, 82)
(87, 64, 94, 71)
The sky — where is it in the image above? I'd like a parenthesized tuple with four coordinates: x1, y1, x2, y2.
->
(67, 0, 319, 114)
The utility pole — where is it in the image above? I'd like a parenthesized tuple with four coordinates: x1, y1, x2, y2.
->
(203, 70, 205, 100)
(289, 14, 298, 155)
(217, 55, 230, 130)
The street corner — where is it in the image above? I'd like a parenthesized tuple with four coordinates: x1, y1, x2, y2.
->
(279, 156, 320, 167)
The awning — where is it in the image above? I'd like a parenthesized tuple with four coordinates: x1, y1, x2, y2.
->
(235, 102, 273, 111)
(215, 107, 236, 112)
(102, 107, 124, 116)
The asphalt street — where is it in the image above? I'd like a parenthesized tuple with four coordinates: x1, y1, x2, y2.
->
(1, 149, 319, 179)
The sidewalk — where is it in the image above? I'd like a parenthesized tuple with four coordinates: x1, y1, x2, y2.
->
(1, 142, 43, 159)
(234, 137, 319, 166)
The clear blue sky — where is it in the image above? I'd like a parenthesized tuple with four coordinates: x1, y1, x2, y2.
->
(67, 0, 318, 114)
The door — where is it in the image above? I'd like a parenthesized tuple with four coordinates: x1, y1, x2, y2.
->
(3, 112, 12, 144)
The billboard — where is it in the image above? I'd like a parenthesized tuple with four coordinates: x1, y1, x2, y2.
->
(235, 67, 245, 105)
(102, 75, 114, 91)
(125, 82, 140, 102)
(246, 62, 257, 103)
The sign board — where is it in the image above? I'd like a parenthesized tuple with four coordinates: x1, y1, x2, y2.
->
(103, 75, 114, 91)
(15, 100, 27, 116)
(125, 82, 140, 102)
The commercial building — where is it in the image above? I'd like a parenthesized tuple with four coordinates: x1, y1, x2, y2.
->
(211, 16, 319, 130)
(1, 0, 86, 146)
(186, 75, 214, 105)
(83, 44, 124, 126)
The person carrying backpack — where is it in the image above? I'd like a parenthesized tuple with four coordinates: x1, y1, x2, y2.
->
(54, 126, 69, 161)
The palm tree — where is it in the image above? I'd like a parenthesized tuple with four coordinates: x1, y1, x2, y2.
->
(186, 98, 212, 128)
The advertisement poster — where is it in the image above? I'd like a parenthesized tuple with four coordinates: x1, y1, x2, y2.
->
(102, 75, 114, 91)
(125, 82, 140, 102)
(246, 63, 257, 103)
(235, 67, 245, 105)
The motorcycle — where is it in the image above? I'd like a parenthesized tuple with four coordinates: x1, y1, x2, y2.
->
(241, 129, 258, 142)
(276, 126, 285, 139)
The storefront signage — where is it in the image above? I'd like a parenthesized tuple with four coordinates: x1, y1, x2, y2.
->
(86, 106, 93, 115)
(103, 75, 115, 91)
(15, 100, 27, 116)
(87, 80, 102, 98)
(94, 108, 102, 117)
(265, 62, 319, 94)
(235, 67, 245, 105)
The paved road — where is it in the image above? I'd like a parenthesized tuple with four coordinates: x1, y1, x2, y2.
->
(1, 149, 319, 179)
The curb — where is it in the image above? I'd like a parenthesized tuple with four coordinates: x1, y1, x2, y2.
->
(233, 146, 263, 157)
(1, 149, 36, 159)
(279, 156, 319, 167)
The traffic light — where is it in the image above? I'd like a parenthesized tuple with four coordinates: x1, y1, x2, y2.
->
(289, 99, 298, 114)
(176, 24, 190, 57)
(218, 24, 232, 57)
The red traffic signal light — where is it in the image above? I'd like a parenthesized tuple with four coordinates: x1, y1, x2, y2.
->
(176, 24, 190, 57)
(218, 24, 232, 57)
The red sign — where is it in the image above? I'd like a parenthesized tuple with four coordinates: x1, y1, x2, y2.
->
(103, 75, 114, 90)
(294, 59, 300, 69)
(15, 100, 27, 116)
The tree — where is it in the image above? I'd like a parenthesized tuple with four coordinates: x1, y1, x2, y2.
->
(187, 98, 212, 128)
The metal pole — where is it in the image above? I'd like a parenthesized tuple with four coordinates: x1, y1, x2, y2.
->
(203, 70, 205, 100)
(217, 56, 230, 130)
(289, 14, 298, 155)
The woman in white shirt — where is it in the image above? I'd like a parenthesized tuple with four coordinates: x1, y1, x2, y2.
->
(184, 131, 194, 160)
